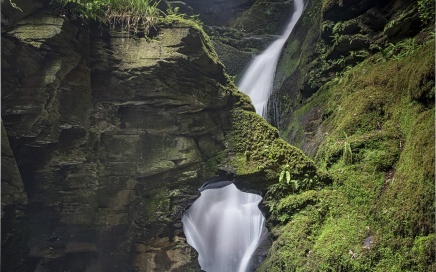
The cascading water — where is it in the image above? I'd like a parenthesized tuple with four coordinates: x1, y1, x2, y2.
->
(237, 0, 305, 117)
(182, 183, 268, 272)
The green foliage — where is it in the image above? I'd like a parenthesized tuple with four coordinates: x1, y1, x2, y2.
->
(163, 6, 203, 28)
(383, 8, 416, 32)
(332, 66, 352, 84)
(278, 164, 299, 192)
(350, 49, 369, 58)
(107, 0, 162, 34)
(330, 32, 342, 46)
(52, 0, 162, 34)
(321, 20, 334, 33)
(332, 21, 346, 33)
(264, 38, 435, 271)
(375, 38, 422, 62)
(418, 0, 435, 26)
(342, 133, 352, 164)
(278, 165, 291, 184)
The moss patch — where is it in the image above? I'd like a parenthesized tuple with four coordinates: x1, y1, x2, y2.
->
(228, 109, 315, 176)
(262, 38, 435, 270)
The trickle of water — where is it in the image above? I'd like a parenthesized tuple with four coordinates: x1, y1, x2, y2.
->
(182, 183, 268, 272)
(237, 0, 305, 117)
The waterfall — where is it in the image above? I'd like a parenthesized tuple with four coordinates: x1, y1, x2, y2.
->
(182, 183, 268, 272)
(237, 0, 305, 117)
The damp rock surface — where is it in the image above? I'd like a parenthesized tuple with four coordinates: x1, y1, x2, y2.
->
(1, 1, 324, 271)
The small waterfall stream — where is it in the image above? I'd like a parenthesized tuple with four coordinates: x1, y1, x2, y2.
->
(181, 2, 306, 270)
(237, 0, 305, 117)
(182, 183, 268, 272)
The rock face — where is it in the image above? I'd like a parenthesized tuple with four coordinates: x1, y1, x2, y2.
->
(168, 0, 255, 26)
(170, 0, 294, 77)
(2, 3, 224, 271)
(270, 0, 423, 151)
(2, 10, 203, 271)
(1, 1, 325, 271)
(256, 0, 435, 270)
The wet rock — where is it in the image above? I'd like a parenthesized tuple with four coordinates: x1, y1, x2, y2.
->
(172, 0, 292, 76)
(1, 9, 222, 271)
(170, 0, 256, 27)
(1, 2, 325, 271)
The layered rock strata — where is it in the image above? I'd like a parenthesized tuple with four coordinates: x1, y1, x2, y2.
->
(1, 1, 325, 271)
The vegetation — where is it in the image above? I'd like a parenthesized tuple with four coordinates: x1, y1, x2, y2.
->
(418, 0, 435, 25)
(39, 1, 435, 270)
(260, 36, 435, 271)
(264, 0, 435, 269)
(372, 37, 428, 63)
(52, 0, 162, 34)
(50, 0, 215, 38)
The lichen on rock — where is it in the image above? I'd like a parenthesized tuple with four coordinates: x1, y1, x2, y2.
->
(1, 1, 328, 271)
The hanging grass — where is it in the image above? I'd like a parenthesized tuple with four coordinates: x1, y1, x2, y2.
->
(105, 0, 162, 35)
(52, 0, 162, 35)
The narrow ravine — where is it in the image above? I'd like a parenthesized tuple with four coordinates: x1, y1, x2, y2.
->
(182, 183, 268, 272)
(237, 0, 305, 117)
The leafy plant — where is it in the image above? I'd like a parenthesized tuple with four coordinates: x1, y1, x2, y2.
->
(350, 49, 369, 58)
(106, 0, 162, 35)
(321, 20, 334, 33)
(332, 66, 352, 84)
(332, 21, 345, 33)
(376, 38, 422, 62)
(279, 164, 299, 191)
(331, 55, 345, 66)
(330, 32, 342, 46)
(163, 6, 203, 27)
(384, 9, 415, 32)
(342, 133, 352, 164)
(279, 164, 291, 184)
(418, 0, 435, 26)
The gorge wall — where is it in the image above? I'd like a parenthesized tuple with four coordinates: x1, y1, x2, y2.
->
(259, 0, 435, 270)
(2, 0, 434, 271)
(1, 0, 327, 271)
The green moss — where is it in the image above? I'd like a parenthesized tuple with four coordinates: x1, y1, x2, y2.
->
(228, 109, 316, 176)
(377, 109, 434, 246)
(258, 206, 324, 271)
(273, 0, 323, 110)
(160, 14, 222, 65)
(143, 187, 170, 222)
(231, 0, 293, 35)
(312, 212, 370, 271)
(264, 36, 435, 270)
(204, 150, 227, 176)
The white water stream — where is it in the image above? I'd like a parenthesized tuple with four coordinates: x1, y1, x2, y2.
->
(182, 183, 268, 272)
(181, 3, 305, 270)
(237, 0, 305, 117)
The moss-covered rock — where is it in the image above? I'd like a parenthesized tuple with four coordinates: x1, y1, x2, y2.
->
(173, 0, 293, 77)
(1, 2, 328, 271)
(261, 31, 435, 270)
(270, 0, 431, 130)
(222, 108, 331, 193)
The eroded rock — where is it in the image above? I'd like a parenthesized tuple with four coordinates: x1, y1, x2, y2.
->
(1, 3, 326, 271)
